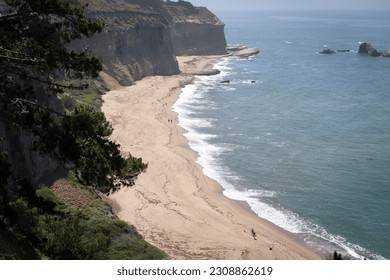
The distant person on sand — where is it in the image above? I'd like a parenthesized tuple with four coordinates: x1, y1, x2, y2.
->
(251, 228, 257, 240)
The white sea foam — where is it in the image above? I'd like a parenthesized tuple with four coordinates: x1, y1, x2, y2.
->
(173, 56, 385, 260)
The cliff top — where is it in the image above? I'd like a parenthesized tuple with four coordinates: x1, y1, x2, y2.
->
(80, 0, 161, 13)
(79, 0, 224, 25)
(162, 2, 224, 25)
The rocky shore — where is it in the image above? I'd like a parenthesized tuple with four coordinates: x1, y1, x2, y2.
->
(227, 44, 260, 57)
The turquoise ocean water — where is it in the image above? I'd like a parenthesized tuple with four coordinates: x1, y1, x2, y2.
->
(174, 11, 390, 259)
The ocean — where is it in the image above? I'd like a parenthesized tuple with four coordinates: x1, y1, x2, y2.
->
(174, 10, 390, 260)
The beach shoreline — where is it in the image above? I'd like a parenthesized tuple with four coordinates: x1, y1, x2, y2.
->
(101, 55, 321, 260)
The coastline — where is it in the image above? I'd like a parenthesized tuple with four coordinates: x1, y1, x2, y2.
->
(101, 55, 321, 260)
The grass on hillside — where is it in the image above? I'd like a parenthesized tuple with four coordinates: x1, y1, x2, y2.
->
(0, 173, 167, 260)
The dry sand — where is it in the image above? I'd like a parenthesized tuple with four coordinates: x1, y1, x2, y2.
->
(101, 56, 320, 260)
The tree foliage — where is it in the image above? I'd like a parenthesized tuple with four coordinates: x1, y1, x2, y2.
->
(0, 0, 147, 194)
(0, 0, 149, 259)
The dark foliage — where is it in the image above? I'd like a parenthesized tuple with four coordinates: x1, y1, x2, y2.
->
(0, 0, 146, 193)
(0, 0, 148, 259)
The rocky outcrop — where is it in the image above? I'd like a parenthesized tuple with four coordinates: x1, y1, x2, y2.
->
(227, 44, 260, 57)
(379, 50, 390, 57)
(319, 49, 336, 54)
(358, 42, 389, 57)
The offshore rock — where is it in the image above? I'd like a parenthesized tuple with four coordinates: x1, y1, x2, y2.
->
(379, 50, 390, 57)
(358, 42, 385, 57)
(227, 45, 260, 57)
(320, 49, 336, 54)
(358, 42, 375, 54)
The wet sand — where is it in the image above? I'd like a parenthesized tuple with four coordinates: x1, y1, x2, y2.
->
(101, 56, 320, 260)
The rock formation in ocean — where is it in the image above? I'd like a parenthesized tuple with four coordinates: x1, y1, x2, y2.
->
(319, 49, 336, 54)
(358, 42, 389, 57)
(227, 44, 260, 57)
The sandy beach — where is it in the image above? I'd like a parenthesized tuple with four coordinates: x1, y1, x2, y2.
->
(101, 55, 320, 260)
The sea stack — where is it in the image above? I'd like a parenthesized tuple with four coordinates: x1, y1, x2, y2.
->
(358, 42, 389, 57)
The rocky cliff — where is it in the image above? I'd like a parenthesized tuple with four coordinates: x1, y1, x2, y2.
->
(73, 0, 227, 86)
(1, 0, 228, 186)
(0, 94, 66, 187)
(163, 3, 227, 56)
(0, 122, 66, 187)
(74, 11, 180, 86)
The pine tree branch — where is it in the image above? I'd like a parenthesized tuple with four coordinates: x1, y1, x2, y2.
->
(0, 94, 67, 118)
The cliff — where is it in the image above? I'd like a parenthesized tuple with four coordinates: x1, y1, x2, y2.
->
(0, 94, 66, 187)
(73, 11, 180, 86)
(73, 0, 227, 86)
(0, 122, 66, 187)
(1, 0, 228, 186)
(163, 2, 227, 56)
(0, 0, 229, 259)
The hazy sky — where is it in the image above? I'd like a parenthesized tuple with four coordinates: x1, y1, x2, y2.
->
(188, 0, 390, 12)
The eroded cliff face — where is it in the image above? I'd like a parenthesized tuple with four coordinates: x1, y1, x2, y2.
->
(1, 0, 228, 188)
(0, 123, 66, 187)
(73, 12, 180, 86)
(0, 94, 66, 187)
(164, 5, 227, 56)
(73, 1, 227, 86)
(169, 20, 227, 55)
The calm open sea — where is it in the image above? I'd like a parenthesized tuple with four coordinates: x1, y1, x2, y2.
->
(174, 10, 390, 259)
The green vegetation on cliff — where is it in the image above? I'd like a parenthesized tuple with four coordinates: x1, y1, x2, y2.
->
(0, 0, 146, 193)
(0, 0, 158, 259)
(1, 174, 166, 259)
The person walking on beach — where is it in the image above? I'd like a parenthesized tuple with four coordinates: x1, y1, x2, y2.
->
(251, 228, 257, 240)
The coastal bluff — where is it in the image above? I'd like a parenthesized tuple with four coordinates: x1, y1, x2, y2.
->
(73, 0, 228, 87)
(1, 0, 228, 200)
(164, 2, 228, 56)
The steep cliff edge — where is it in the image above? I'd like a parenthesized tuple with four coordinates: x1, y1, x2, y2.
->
(73, 0, 227, 86)
(74, 11, 180, 86)
(1, 0, 228, 188)
(1, 0, 229, 259)
(163, 2, 228, 56)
